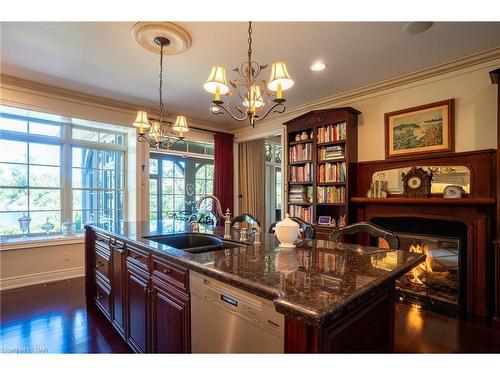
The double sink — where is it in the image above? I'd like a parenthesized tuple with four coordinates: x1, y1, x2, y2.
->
(144, 233, 246, 254)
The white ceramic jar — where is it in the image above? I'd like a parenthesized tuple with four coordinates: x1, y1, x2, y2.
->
(272, 214, 301, 248)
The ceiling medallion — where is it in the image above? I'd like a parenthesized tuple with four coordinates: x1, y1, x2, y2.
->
(132, 23, 191, 149)
(203, 22, 294, 127)
(132, 22, 192, 55)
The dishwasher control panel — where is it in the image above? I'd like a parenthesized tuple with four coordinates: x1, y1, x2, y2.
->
(190, 271, 284, 339)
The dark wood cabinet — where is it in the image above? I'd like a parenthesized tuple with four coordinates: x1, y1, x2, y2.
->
(111, 240, 126, 338)
(150, 278, 190, 353)
(125, 262, 150, 353)
(86, 228, 191, 353)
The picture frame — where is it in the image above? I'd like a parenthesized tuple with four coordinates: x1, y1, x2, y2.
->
(385, 99, 454, 159)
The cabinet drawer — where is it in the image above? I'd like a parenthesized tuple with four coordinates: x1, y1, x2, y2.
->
(95, 232, 111, 249)
(95, 279, 111, 319)
(152, 256, 189, 293)
(127, 245, 150, 271)
(95, 247, 110, 281)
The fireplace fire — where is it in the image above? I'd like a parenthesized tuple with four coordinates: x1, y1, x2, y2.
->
(388, 234, 460, 308)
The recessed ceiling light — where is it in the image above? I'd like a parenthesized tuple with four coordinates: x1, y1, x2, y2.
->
(310, 62, 327, 71)
(402, 22, 434, 35)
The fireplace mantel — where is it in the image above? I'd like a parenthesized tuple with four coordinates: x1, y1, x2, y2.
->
(352, 197, 495, 206)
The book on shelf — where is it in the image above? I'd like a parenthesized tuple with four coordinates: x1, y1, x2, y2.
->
(288, 185, 313, 203)
(289, 143, 312, 162)
(317, 122, 347, 143)
(318, 161, 346, 183)
(289, 205, 312, 223)
(318, 145, 344, 161)
(317, 186, 346, 204)
(290, 163, 312, 182)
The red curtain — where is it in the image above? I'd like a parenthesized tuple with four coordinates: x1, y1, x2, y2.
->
(213, 132, 234, 221)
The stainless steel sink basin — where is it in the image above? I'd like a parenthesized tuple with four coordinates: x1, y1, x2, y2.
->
(144, 233, 245, 253)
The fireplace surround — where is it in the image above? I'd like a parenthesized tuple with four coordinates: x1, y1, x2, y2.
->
(353, 150, 495, 322)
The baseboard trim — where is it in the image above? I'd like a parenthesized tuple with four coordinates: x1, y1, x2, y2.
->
(0, 266, 85, 291)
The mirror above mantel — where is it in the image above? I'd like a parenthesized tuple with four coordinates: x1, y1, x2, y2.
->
(371, 165, 471, 195)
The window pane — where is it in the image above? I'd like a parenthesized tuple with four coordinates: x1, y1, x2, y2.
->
(73, 128, 98, 142)
(206, 144, 214, 156)
(189, 142, 205, 154)
(149, 159, 158, 175)
(150, 178, 157, 194)
(29, 189, 61, 210)
(29, 143, 60, 166)
(0, 188, 28, 211)
(99, 132, 120, 144)
(29, 165, 61, 187)
(0, 163, 27, 186)
(0, 139, 27, 163)
(150, 194, 157, 212)
(0, 117, 27, 133)
(162, 178, 173, 194)
(0, 212, 23, 235)
(29, 121, 61, 137)
(163, 160, 173, 177)
(175, 162, 185, 178)
(30, 211, 61, 234)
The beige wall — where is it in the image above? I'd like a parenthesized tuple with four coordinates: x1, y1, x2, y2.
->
(235, 57, 500, 162)
(0, 241, 84, 290)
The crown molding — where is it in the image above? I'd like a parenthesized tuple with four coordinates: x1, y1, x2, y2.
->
(241, 46, 500, 134)
(0, 73, 234, 133)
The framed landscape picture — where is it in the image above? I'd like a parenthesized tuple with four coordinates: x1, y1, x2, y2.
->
(385, 99, 454, 159)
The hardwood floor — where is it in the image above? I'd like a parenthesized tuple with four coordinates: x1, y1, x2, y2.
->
(1, 277, 500, 353)
(0, 278, 130, 354)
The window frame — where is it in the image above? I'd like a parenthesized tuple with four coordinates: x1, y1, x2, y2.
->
(149, 151, 214, 221)
(0, 110, 127, 239)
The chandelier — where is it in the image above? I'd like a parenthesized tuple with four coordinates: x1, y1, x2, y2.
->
(203, 22, 294, 127)
(133, 37, 189, 149)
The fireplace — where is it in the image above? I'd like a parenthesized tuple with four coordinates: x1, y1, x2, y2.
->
(371, 217, 467, 318)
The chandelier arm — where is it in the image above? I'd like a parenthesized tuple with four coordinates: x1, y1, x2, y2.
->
(253, 102, 286, 122)
(212, 103, 249, 122)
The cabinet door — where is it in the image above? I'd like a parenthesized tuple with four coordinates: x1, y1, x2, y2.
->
(126, 263, 149, 353)
(111, 242, 126, 338)
(151, 278, 190, 353)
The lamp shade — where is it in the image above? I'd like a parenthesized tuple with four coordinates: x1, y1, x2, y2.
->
(267, 62, 294, 92)
(243, 85, 265, 109)
(133, 111, 150, 129)
(172, 115, 189, 133)
(203, 66, 230, 95)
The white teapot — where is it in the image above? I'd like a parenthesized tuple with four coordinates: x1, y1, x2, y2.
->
(272, 214, 302, 248)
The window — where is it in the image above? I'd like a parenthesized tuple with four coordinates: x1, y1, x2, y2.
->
(265, 142, 282, 226)
(149, 149, 214, 222)
(0, 106, 128, 238)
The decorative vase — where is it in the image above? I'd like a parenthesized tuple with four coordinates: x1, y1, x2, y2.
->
(295, 134, 301, 142)
(61, 219, 76, 236)
(18, 212, 31, 239)
(300, 131, 308, 141)
(272, 214, 301, 248)
(41, 217, 55, 236)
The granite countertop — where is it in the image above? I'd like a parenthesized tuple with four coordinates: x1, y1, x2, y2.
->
(87, 220, 425, 326)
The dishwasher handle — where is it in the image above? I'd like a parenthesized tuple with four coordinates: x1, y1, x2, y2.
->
(201, 278, 262, 311)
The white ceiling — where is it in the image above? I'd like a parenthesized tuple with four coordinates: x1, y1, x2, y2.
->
(1, 22, 500, 127)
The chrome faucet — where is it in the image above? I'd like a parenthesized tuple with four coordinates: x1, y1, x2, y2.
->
(252, 223, 262, 246)
(195, 195, 232, 239)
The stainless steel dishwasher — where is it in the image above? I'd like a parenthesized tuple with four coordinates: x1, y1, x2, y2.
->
(190, 271, 284, 353)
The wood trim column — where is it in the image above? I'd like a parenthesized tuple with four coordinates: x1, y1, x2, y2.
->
(489, 68, 500, 328)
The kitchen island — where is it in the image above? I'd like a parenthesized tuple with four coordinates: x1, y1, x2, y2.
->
(85, 220, 425, 353)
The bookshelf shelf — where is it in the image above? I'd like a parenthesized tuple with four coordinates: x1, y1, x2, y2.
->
(289, 139, 313, 146)
(289, 160, 313, 165)
(284, 107, 360, 234)
(317, 140, 346, 147)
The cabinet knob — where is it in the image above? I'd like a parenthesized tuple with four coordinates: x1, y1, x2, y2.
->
(132, 254, 141, 260)
(163, 268, 171, 274)
(96, 292, 103, 300)
(96, 261, 104, 268)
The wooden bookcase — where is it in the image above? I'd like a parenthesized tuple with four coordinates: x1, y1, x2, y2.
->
(284, 108, 360, 239)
